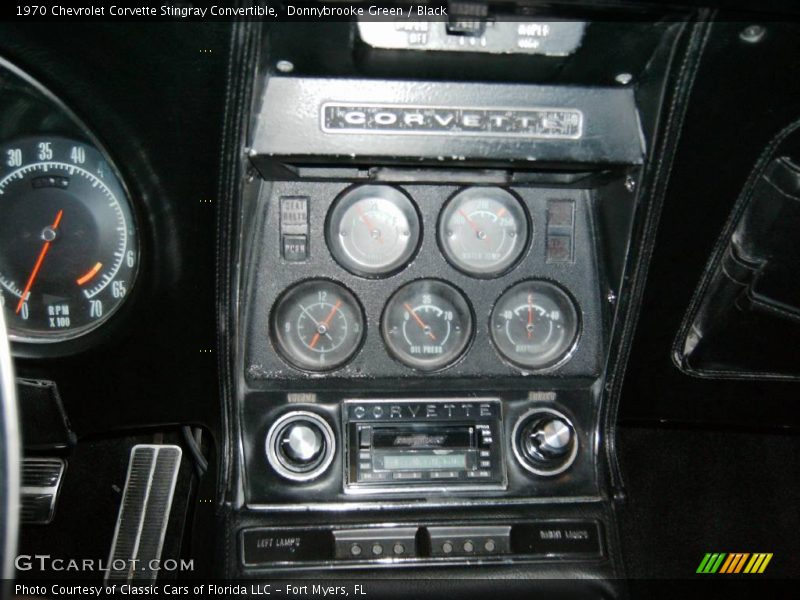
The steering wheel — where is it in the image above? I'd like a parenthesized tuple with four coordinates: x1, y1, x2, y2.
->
(0, 309, 20, 582)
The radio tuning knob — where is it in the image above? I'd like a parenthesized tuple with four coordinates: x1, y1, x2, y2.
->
(524, 418, 572, 460)
(512, 409, 578, 477)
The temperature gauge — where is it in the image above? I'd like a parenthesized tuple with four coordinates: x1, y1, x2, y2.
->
(490, 280, 580, 371)
(438, 187, 529, 277)
(327, 185, 420, 277)
(382, 279, 473, 372)
(271, 280, 365, 372)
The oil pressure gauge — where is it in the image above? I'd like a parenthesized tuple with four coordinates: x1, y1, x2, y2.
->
(327, 185, 420, 277)
(439, 187, 529, 277)
(490, 280, 580, 371)
(271, 280, 365, 372)
(382, 279, 473, 372)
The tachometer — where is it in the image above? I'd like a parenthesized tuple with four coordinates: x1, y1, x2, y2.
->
(0, 137, 139, 343)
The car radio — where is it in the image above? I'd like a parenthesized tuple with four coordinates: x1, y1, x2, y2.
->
(343, 398, 505, 493)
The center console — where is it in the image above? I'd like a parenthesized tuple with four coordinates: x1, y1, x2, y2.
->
(216, 3, 700, 583)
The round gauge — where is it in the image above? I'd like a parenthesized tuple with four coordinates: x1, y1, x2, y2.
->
(0, 137, 139, 343)
(438, 187, 529, 277)
(271, 280, 365, 372)
(327, 185, 420, 277)
(381, 279, 473, 372)
(490, 280, 580, 371)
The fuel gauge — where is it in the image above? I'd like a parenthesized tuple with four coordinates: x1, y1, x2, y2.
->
(327, 185, 420, 277)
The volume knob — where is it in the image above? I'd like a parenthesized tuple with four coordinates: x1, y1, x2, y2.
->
(280, 422, 323, 465)
(266, 411, 335, 482)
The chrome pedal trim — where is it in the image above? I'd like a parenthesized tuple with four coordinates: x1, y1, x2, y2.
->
(105, 444, 182, 583)
(20, 457, 64, 525)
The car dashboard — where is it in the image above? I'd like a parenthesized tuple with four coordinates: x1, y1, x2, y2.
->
(0, 2, 798, 597)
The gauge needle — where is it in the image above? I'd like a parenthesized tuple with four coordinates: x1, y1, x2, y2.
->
(527, 294, 534, 339)
(309, 300, 342, 349)
(355, 204, 383, 244)
(404, 303, 437, 341)
(16, 209, 64, 314)
(458, 209, 491, 244)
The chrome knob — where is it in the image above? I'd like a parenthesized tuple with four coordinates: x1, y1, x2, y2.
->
(525, 418, 572, 460)
(513, 408, 578, 477)
(280, 422, 323, 465)
(265, 411, 335, 482)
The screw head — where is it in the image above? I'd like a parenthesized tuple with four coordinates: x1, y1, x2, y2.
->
(276, 59, 294, 73)
(740, 25, 766, 44)
(615, 72, 633, 85)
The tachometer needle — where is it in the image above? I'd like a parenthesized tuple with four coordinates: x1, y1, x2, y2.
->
(16, 209, 63, 314)
(309, 300, 342, 349)
(404, 303, 437, 341)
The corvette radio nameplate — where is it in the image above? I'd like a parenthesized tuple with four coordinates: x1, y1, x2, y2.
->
(321, 103, 583, 140)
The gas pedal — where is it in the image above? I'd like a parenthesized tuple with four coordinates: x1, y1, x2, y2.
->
(105, 445, 182, 583)
(21, 457, 65, 524)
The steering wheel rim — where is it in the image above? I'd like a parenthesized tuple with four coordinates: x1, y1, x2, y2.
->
(0, 308, 20, 581)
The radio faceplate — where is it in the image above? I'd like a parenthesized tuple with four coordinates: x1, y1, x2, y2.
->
(343, 398, 506, 493)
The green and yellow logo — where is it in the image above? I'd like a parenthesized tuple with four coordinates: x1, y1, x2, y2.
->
(696, 553, 773, 574)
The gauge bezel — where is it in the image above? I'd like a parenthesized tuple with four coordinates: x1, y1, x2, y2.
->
(437, 186, 532, 279)
(489, 279, 582, 373)
(325, 184, 422, 278)
(380, 278, 475, 373)
(269, 278, 367, 374)
(0, 57, 142, 356)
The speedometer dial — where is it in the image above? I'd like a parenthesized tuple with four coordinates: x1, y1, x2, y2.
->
(0, 137, 139, 343)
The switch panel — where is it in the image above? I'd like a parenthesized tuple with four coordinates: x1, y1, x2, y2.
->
(426, 525, 511, 557)
(279, 196, 309, 261)
(334, 527, 418, 560)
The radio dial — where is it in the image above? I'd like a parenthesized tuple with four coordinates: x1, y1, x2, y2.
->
(512, 408, 578, 477)
(523, 418, 572, 460)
